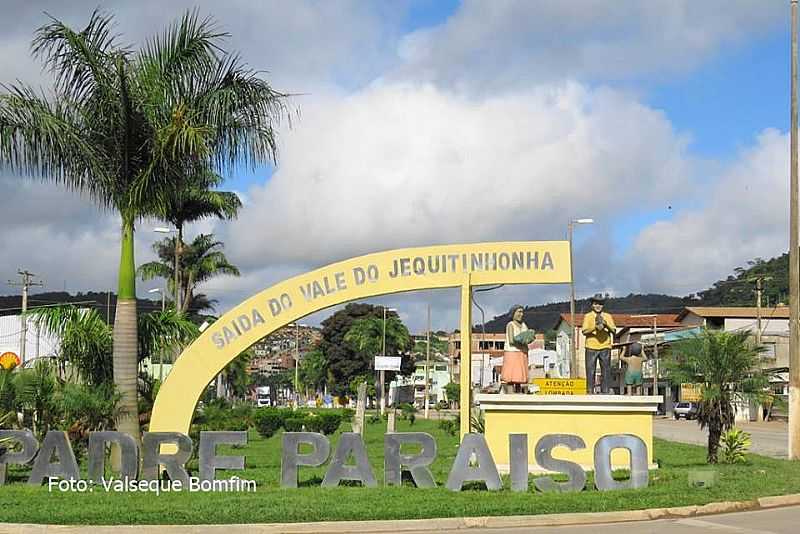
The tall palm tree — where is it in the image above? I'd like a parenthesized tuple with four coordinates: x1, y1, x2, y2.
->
(0, 11, 288, 440)
(664, 328, 769, 463)
(138, 233, 240, 314)
(162, 168, 241, 311)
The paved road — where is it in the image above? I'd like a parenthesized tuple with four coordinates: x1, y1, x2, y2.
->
(407, 505, 800, 533)
(653, 418, 788, 459)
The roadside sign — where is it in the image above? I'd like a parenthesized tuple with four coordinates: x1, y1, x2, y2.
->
(0, 351, 20, 370)
(374, 356, 401, 371)
(532, 378, 586, 395)
(681, 383, 703, 402)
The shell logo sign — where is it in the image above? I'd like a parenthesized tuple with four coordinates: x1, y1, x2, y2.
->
(0, 351, 21, 370)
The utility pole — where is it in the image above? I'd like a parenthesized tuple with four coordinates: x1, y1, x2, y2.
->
(757, 277, 763, 346)
(7, 270, 43, 364)
(652, 316, 659, 396)
(381, 306, 387, 416)
(568, 221, 576, 378)
(567, 218, 594, 378)
(424, 304, 431, 419)
(750, 276, 772, 346)
(790, 0, 800, 461)
(295, 323, 300, 409)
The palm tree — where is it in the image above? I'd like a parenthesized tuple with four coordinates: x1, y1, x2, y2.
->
(29, 305, 198, 381)
(664, 328, 769, 463)
(0, 11, 288, 440)
(162, 170, 241, 311)
(138, 233, 240, 314)
(344, 315, 413, 395)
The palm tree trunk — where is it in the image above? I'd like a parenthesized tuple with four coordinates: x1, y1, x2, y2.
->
(175, 224, 183, 312)
(707, 401, 722, 464)
(113, 216, 140, 443)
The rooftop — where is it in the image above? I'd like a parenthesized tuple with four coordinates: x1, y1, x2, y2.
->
(557, 313, 683, 329)
(677, 306, 790, 320)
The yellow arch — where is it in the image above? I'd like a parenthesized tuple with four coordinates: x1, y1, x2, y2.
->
(149, 241, 571, 437)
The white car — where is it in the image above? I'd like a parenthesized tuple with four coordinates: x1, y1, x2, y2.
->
(674, 402, 698, 420)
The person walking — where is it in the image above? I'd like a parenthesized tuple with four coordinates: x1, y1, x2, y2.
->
(581, 295, 616, 394)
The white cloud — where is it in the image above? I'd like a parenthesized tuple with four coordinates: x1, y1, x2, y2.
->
(0, 1, 791, 331)
(203, 81, 697, 328)
(394, 0, 783, 91)
(629, 128, 789, 295)
(224, 82, 691, 271)
(0, 0, 401, 92)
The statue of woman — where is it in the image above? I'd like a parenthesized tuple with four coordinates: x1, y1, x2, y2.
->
(502, 305, 534, 393)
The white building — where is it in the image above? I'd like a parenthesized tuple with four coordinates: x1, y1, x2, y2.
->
(0, 314, 60, 366)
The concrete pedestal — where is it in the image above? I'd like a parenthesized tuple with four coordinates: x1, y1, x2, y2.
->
(476, 394, 662, 473)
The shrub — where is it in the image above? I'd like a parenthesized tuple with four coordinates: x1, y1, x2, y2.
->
(444, 382, 460, 405)
(229, 403, 254, 427)
(721, 428, 751, 464)
(339, 408, 355, 421)
(284, 416, 309, 432)
(312, 412, 342, 435)
(438, 415, 459, 436)
(470, 410, 485, 433)
(367, 413, 382, 424)
(254, 408, 284, 438)
(400, 403, 417, 425)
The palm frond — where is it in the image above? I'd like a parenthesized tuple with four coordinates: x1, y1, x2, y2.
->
(32, 9, 121, 105)
(0, 85, 106, 198)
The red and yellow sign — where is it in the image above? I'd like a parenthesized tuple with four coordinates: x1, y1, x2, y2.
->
(532, 378, 587, 395)
(0, 352, 21, 370)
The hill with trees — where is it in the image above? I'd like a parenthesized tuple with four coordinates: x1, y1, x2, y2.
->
(482, 252, 791, 333)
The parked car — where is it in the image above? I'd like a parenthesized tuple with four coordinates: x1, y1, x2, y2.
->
(674, 401, 698, 420)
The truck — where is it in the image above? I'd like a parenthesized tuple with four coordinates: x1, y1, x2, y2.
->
(255, 386, 272, 408)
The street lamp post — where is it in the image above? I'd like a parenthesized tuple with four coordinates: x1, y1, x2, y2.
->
(568, 218, 594, 378)
(380, 306, 397, 416)
(424, 304, 431, 420)
(154, 227, 178, 310)
(290, 323, 308, 410)
(148, 288, 166, 383)
(633, 314, 658, 396)
(790, 0, 800, 461)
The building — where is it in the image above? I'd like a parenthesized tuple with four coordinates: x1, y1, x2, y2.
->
(449, 331, 546, 390)
(554, 313, 682, 380)
(0, 313, 63, 366)
(248, 324, 321, 377)
(392, 357, 452, 407)
(554, 313, 683, 406)
(677, 306, 789, 397)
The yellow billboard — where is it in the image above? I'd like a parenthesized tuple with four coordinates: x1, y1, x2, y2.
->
(680, 383, 703, 402)
(532, 378, 587, 395)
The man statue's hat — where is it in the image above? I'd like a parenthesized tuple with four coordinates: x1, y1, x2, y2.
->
(590, 293, 605, 304)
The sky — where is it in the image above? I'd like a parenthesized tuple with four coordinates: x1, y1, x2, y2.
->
(0, 1, 794, 332)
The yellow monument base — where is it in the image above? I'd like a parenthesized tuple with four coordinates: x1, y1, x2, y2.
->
(476, 394, 662, 473)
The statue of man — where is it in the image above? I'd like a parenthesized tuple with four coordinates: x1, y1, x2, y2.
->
(581, 295, 616, 394)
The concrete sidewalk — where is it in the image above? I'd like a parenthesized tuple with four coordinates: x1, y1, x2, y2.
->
(3, 495, 799, 533)
(654, 418, 788, 459)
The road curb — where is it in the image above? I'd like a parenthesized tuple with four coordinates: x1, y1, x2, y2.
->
(1, 494, 797, 533)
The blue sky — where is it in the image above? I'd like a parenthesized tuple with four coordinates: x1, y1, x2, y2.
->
(647, 28, 789, 160)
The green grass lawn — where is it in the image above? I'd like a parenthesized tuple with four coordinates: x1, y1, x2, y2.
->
(2, 417, 799, 525)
